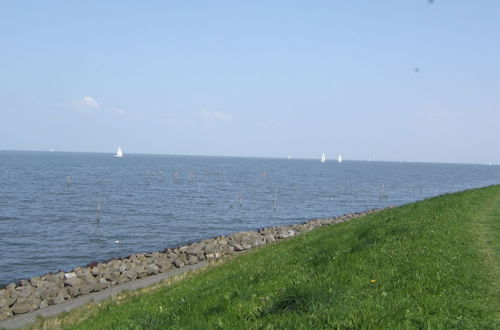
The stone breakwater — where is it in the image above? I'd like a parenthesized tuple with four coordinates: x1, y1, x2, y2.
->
(0, 209, 381, 321)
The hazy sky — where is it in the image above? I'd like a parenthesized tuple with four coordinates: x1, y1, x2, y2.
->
(1, 1, 499, 163)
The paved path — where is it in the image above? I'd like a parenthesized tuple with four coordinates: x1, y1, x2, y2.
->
(0, 261, 209, 329)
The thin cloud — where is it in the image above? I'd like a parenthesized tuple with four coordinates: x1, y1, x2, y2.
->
(161, 114, 192, 126)
(109, 107, 144, 120)
(259, 120, 287, 128)
(72, 96, 100, 111)
(419, 104, 458, 119)
(199, 109, 233, 121)
(73, 96, 101, 109)
(109, 107, 126, 116)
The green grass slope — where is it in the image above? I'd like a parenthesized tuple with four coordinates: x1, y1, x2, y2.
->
(37, 186, 500, 329)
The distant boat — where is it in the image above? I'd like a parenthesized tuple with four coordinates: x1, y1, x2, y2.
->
(321, 152, 326, 163)
(288, 155, 292, 160)
(114, 146, 123, 158)
(337, 154, 342, 163)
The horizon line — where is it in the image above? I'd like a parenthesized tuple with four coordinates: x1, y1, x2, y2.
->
(0, 148, 497, 166)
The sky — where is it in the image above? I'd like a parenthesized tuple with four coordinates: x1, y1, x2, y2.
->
(0, 1, 499, 163)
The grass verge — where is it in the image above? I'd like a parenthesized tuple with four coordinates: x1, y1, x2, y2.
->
(29, 186, 500, 329)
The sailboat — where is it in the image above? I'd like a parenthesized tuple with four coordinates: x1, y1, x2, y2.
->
(114, 145, 123, 158)
(321, 152, 326, 163)
(337, 154, 342, 163)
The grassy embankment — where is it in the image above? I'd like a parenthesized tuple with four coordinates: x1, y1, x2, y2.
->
(31, 186, 500, 329)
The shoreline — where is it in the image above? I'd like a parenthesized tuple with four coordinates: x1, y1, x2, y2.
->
(0, 208, 383, 324)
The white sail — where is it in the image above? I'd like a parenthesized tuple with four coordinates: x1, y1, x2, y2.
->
(114, 145, 123, 158)
(321, 152, 326, 163)
(337, 154, 342, 163)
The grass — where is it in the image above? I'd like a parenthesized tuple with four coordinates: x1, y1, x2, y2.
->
(29, 186, 500, 329)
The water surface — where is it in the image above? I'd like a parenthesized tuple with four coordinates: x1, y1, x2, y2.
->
(1, 151, 499, 286)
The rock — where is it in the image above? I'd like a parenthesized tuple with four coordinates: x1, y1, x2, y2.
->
(108, 260, 122, 271)
(173, 254, 187, 268)
(294, 224, 309, 232)
(276, 228, 296, 239)
(186, 255, 199, 265)
(64, 276, 83, 288)
(59, 287, 70, 299)
(228, 241, 245, 251)
(0, 295, 6, 309)
(11, 295, 41, 314)
(203, 243, 219, 255)
(224, 245, 235, 254)
(263, 234, 276, 244)
(0, 290, 14, 308)
(76, 270, 98, 293)
(35, 287, 49, 301)
(15, 285, 33, 299)
(43, 273, 64, 288)
(145, 264, 160, 275)
(65, 286, 80, 298)
(45, 282, 61, 298)
(183, 245, 204, 260)
(48, 294, 65, 305)
(39, 299, 48, 309)
(93, 264, 110, 276)
(79, 284, 95, 295)
(129, 266, 147, 278)
(75, 271, 98, 295)
(0, 306, 13, 321)
(30, 276, 45, 288)
(166, 251, 177, 260)
(123, 270, 137, 281)
(90, 266, 101, 276)
(244, 232, 265, 245)
(116, 274, 129, 285)
(64, 277, 84, 298)
(64, 272, 77, 279)
(150, 251, 161, 259)
(20, 280, 31, 287)
(111, 271, 122, 283)
(100, 273, 112, 282)
(96, 277, 110, 290)
(172, 259, 185, 268)
(205, 252, 221, 260)
(156, 260, 173, 272)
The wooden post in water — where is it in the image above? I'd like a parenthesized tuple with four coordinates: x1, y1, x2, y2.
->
(273, 188, 278, 211)
(96, 201, 101, 222)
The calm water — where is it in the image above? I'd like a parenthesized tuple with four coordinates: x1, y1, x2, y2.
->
(1, 151, 499, 286)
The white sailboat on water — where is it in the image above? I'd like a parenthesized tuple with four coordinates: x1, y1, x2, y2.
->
(114, 145, 123, 158)
(321, 152, 326, 163)
(337, 154, 342, 163)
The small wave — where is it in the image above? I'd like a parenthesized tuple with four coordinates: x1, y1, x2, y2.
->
(0, 216, 18, 221)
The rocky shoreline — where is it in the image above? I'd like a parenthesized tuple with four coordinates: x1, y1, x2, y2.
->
(0, 209, 381, 321)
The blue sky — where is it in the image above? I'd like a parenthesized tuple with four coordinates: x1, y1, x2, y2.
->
(1, 1, 499, 163)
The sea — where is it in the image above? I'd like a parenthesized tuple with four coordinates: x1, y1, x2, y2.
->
(1, 151, 499, 286)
